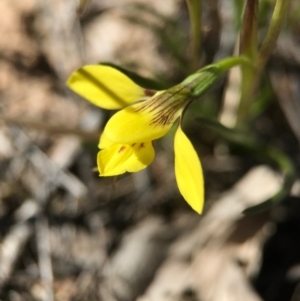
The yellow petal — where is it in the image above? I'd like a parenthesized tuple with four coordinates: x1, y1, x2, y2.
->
(98, 132, 113, 149)
(128, 142, 155, 172)
(103, 90, 186, 144)
(174, 126, 204, 214)
(97, 142, 154, 176)
(67, 65, 147, 109)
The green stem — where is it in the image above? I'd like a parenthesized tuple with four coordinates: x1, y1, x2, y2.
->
(186, 0, 202, 71)
(237, 0, 292, 125)
(257, 0, 292, 69)
(237, 0, 259, 125)
(233, 0, 244, 30)
(240, 0, 258, 58)
(199, 56, 252, 75)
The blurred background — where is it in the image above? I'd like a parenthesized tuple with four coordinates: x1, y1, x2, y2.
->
(1, 0, 300, 300)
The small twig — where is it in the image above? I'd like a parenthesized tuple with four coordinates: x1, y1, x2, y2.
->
(9, 127, 88, 201)
(35, 217, 54, 301)
(0, 224, 32, 288)
(0, 115, 100, 140)
(0, 200, 40, 289)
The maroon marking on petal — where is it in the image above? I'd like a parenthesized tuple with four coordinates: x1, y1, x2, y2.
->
(140, 143, 144, 148)
(118, 146, 126, 153)
(131, 143, 136, 147)
(144, 89, 156, 96)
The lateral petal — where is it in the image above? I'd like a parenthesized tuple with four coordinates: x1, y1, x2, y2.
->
(103, 90, 185, 144)
(67, 65, 147, 109)
(174, 126, 204, 214)
(97, 142, 154, 176)
(98, 132, 114, 149)
(124, 142, 155, 172)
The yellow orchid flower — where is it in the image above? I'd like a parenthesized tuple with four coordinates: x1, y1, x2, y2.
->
(67, 58, 247, 213)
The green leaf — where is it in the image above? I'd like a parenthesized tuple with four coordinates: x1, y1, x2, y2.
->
(197, 117, 296, 213)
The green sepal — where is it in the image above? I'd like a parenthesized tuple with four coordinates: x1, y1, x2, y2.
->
(181, 56, 252, 97)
